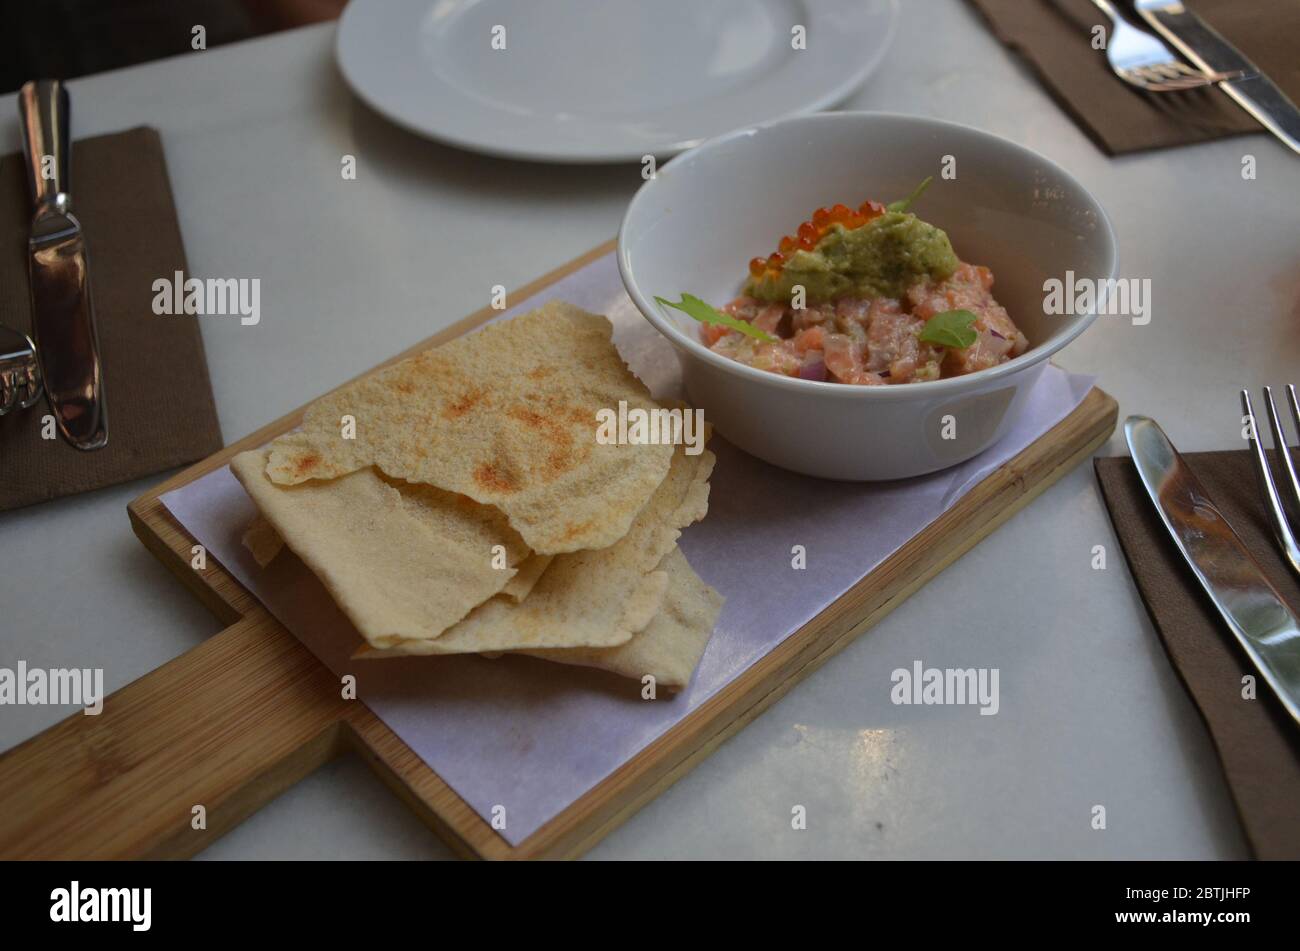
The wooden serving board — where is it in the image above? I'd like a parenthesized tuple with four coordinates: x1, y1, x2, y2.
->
(0, 240, 1117, 860)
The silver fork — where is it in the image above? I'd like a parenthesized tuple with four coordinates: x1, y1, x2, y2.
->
(1090, 0, 1245, 92)
(0, 322, 42, 417)
(1242, 386, 1300, 578)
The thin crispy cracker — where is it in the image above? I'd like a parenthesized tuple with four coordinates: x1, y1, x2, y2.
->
(523, 547, 724, 688)
(230, 449, 528, 648)
(354, 442, 714, 656)
(500, 553, 553, 602)
(264, 302, 674, 555)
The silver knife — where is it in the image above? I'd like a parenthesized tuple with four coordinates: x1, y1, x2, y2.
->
(1125, 416, 1300, 728)
(1135, 0, 1300, 155)
(18, 79, 107, 451)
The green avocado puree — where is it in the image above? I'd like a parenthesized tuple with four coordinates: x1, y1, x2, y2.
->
(746, 211, 959, 303)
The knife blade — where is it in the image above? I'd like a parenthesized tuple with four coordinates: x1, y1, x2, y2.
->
(1134, 1, 1300, 155)
(1125, 415, 1300, 728)
(18, 79, 107, 451)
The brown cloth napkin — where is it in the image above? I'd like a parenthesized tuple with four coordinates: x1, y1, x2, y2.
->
(1096, 453, 1300, 860)
(966, 0, 1300, 154)
(0, 126, 222, 511)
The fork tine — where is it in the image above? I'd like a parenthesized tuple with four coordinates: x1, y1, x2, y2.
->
(1116, 68, 1153, 90)
(1263, 386, 1300, 515)
(1159, 69, 1210, 87)
(1125, 64, 1216, 92)
(1282, 384, 1300, 506)
(1244, 389, 1300, 577)
(1287, 385, 1300, 440)
(1119, 67, 1172, 90)
(1141, 79, 1208, 93)
(1151, 77, 1209, 92)
(1166, 62, 1204, 80)
(1163, 62, 1246, 85)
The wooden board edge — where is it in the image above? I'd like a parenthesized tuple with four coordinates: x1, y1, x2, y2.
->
(128, 497, 252, 626)
(145, 722, 349, 860)
(0, 611, 354, 860)
(342, 709, 513, 861)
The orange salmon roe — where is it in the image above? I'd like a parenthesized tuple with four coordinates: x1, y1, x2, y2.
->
(755, 198, 890, 281)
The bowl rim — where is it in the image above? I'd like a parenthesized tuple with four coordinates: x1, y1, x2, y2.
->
(617, 110, 1118, 402)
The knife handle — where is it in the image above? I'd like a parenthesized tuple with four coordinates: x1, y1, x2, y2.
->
(18, 80, 72, 217)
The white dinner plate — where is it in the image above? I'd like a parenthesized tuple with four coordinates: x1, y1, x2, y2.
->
(335, 0, 898, 163)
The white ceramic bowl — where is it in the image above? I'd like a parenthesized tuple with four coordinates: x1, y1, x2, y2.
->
(618, 112, 1117, 480)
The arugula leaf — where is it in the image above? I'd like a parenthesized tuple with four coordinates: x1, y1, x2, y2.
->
(918, 309, 978, 349)
(887, 176, 934, 214)
(655, 294, 777, 344)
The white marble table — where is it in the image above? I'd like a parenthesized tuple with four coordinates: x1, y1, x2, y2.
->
(4, 0, 1295, 859)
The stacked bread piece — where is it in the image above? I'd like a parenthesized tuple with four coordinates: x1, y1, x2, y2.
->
(230, 302, 722, 688)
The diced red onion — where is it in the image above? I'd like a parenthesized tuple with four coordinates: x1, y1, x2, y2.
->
(798, 357, 828, 382)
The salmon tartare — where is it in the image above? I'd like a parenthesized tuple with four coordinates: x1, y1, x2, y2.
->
(660, 185, 1029, 386)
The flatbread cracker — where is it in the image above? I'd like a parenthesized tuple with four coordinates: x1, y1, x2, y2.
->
(230, 449, 528, 648)
(523, 547, 723, 688)
(500, 553, 553, 602)
(354, 442, 714, 656)
(264, 302, 674, 555)
(243, 498, 550, 598)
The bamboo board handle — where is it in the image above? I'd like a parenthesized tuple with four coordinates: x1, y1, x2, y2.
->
(0, 612, 349, 859)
